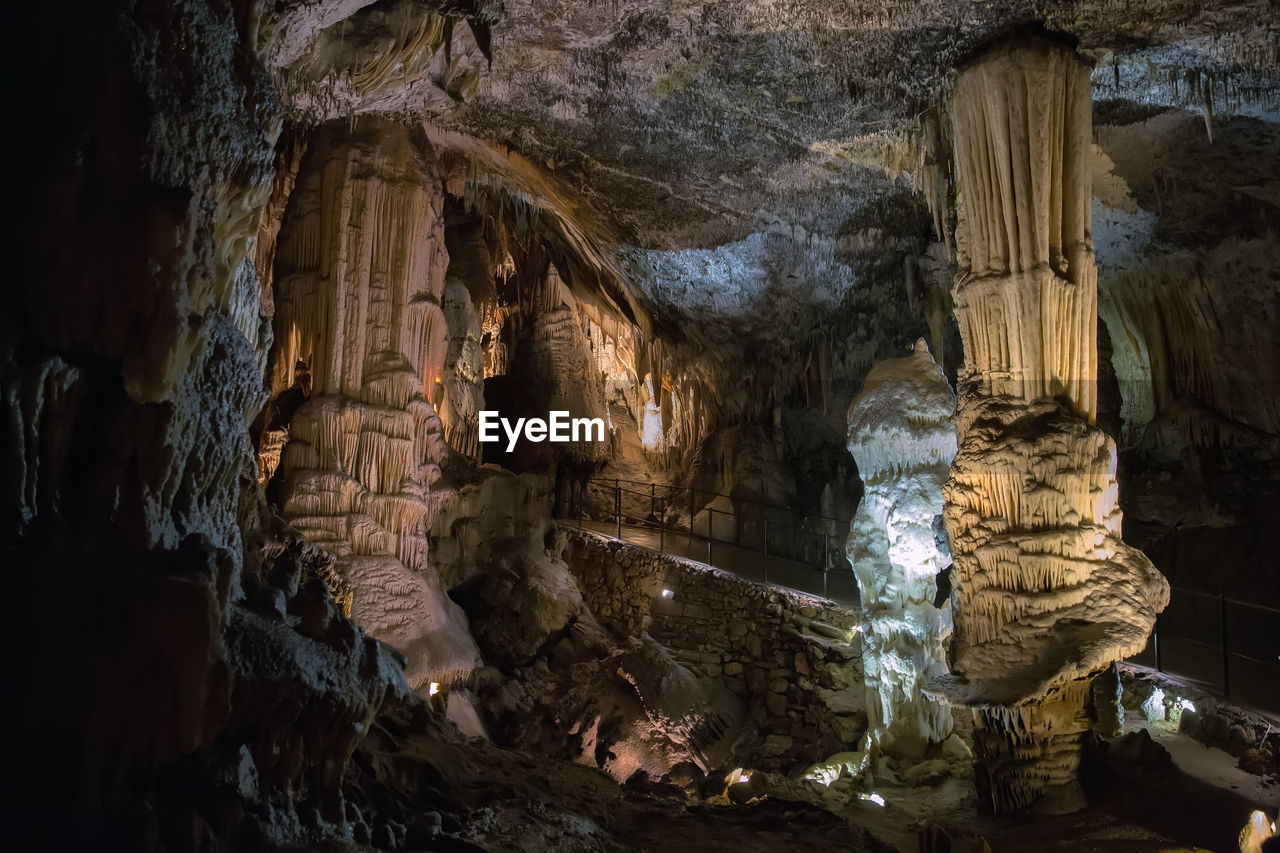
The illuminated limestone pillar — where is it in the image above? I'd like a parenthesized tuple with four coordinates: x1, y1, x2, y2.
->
(847, 339, 956, 762)
(271, 117, 482, 692)
(928, 36, 1169, 813)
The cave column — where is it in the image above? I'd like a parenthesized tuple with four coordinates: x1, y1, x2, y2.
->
(930, 36, 1169, 814)
(270, 117, 483, 692)
(846, 339, 956, 763)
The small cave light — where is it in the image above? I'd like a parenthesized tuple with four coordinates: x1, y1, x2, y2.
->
(727, 768, 752, 785)
(661, 588, 674, 599)
(428, 682, 440, 696)
(1178, 698, 1196, 712)
(858, 792, 886, 807)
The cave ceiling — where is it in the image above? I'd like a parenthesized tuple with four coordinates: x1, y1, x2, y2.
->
(272, 0, 1280, 253)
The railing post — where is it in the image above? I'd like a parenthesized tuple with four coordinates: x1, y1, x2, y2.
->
(659, 518, 664, 553)
(650, 482, 656, 518)
(1220, 594, 1231, 698)
(707, 509, 713, 566)
(615, 480, 621, 539)
(1152, 613, 1161, 672)
(763, 519, 769, 584)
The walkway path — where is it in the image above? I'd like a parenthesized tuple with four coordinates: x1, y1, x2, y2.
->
(571, 519, 861, 607)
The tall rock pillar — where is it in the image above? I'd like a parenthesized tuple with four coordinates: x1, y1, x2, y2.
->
(847, 339, 956, 762)
(271, 118, 483, 692)
(929, 36, 1169, 813)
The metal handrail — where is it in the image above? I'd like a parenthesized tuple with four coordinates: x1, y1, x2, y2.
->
(567, 478, 853, 587)
(568, 478, 1278, 712)
(580, 475, 849, 526)
(1143, 584, 1280, 713)
(1158, 586, 1280, 616)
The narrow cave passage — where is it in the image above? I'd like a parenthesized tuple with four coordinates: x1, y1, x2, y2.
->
(6, 3, 1280, 852)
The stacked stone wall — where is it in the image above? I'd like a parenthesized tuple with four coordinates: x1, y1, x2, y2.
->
(563, 528, 868, 770)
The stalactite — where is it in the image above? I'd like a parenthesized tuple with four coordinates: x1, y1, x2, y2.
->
(927, 36, 1169, 815)
(918, 108, 954, 259)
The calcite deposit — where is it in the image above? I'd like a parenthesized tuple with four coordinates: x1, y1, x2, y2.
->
(929, 35, 1171, 814)
(270, 117, 483, 692)
(846, 338, 956, 762)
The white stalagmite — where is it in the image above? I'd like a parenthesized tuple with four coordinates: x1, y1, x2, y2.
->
(846, 338, 957, 761)
(272, 118, 483, 691)
(927, 36, 1169, 814)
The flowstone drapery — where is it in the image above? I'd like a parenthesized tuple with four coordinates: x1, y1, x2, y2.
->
(846, 339, 956, 761)
(271, 118, 483, 691)
(925, 36, 1169, 814)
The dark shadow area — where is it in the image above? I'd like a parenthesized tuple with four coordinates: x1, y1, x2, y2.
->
(1082, 729, 1264, 852)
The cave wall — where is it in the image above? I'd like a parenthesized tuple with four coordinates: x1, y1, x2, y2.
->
(596, 196, 945, 541)
(4, 0, 276, 823)
(2, 2, 440, 846)
(1090, 110, 1280, 609)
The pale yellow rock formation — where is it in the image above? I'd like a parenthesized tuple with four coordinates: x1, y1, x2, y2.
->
(271, 117, 482, 691)
(928, 36, 1169, 814)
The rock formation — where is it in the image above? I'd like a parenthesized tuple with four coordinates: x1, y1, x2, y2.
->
(846, 338, 956, 761)
(928, 35, 1170, 814)
(8, 0, 1278, 849)
(270, 117, 483, 692)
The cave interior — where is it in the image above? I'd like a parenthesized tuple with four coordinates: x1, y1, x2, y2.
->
(6, 1, 1280, 851)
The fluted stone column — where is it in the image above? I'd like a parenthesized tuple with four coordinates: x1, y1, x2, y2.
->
(272, 117, 483, 692)
(927, 36, 1169, 814)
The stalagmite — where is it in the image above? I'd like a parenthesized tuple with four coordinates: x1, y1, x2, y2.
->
(272, 117, 482, 691)
(926, 36, 1169, 814)
(846, 338, 956, 762)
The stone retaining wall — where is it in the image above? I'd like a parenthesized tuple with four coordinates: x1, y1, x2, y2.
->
(562, 527, 868, 772)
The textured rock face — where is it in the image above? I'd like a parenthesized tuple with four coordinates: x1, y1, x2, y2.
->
(5, 0, 278, 832)
(266, 0, 494, 123)
(561, 529, 867, 774)
(932, 36, 1170, 814)
(846, 338, 956, 761)
(498, 265, 612, 471)
(1089, 111, 1280, 615)
(271, 116, 483, 691)
(3, 4, 449, 846)
(456, 0, 1279, 249)
(8, 1, 1277, 849)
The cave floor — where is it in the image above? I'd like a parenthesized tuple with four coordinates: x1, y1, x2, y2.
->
(841, 713, 1279, 852)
